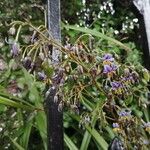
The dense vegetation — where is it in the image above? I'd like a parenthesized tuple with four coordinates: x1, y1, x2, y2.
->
(0, 0, 149, 149)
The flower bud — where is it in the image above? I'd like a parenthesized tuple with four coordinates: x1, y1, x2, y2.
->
(22, 57, 32, 69)
(11, 42, 20, 57)
(9, 27, 16, 35)
(37, 71, 47, 80)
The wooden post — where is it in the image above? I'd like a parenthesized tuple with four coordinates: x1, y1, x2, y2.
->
(45, 0, 63, 150)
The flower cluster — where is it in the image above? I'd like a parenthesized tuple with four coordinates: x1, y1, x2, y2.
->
(102, 53, 139, 97)
(112, 109, 132, 133)
(118, 109, 132, 121)
(79, 113, 91, 129)
(102, 53, 118, 78)
(111, 81, 123, 95)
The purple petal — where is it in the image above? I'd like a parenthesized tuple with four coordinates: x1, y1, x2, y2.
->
(111, 81, 121, 89)
(102, 53, 114, 61)
(119, 110, 131, 117)
(112, 123, 119, 128)
(111, 64, 118, 71)
(103, 65, 112, 73)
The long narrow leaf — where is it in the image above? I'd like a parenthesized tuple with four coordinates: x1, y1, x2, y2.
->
(35, 112, 47, 150)
(63, 24, 131, 51)
(70, 113, 108, 150)
(0, 96, 35, 110)
(85, 126, 108, 150)
(80, 131, 92, 150)
(10, 138, 25, 150)
(20, 122, 33, 149)
(80, 97, 108, 150)
(0, 91, 35, 108)
(80, 97, 95, 150)
(64, 133, 79, 150)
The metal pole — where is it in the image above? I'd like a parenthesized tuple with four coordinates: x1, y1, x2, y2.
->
(45, 0, 63, 150)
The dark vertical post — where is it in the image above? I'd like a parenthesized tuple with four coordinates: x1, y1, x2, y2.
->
(132, 0, 150, 70)
(47, 0, 61, 63)
(45, 0, 63, 150)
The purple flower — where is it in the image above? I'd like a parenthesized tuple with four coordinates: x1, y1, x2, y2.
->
(102, 53, 114, 62)
(103, 64, 118, 74)
(103, 65, 112, 73)
(112, 123, 119, 128)
(144, 122, 150, 128)
(121, 75, 134, 84)
(11, 42, 20, 56)
(119, 110, 131, 117)
(111, 81, 122, 90)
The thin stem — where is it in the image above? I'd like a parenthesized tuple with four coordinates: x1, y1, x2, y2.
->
(15, 25, 22, 41)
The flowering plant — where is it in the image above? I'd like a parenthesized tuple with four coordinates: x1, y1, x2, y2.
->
(0, 21, 149, 149)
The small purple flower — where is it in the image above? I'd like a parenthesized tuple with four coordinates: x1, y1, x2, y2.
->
(103, 65, 112, 73)
(102, 53, 114, 62)
(38, 72, 47, 80)
(112, 123, 119, 128)
(111, 81, 122, 90)
(103, 64, 118, 74)
(144, 122, 150, 128)
(121, 75, 134, 84)
(143, 139, 150, 145)
(119, 110, 131, 117)
(11, 42, 20, 56)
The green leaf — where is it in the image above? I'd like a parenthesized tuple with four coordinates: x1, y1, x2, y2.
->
(80, 131, 92, 150)
(0, 95, 35, 110)
(42, 61, 54, 77)
(62, 24, 131, 52)
(0, 92, 38, 109)
(143, 69, 150, 82)
(10, 138, 25, 150)
(125, 95, 133, 105)
(104, 126, 115, 139)
(143, 108, 150, 122)
(20, 122, 33, 149)
(0, 104, 7, 113)
(80, 96, 95, 150)
(70, 97, 108, 150)
(22, 67, 33, 87)
(64, 133, 79, 150)
(35, 112, 47, 150)
(85, 127, 108, 150)
(81, 96, 94, 111)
